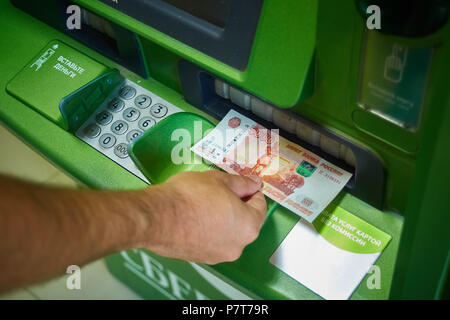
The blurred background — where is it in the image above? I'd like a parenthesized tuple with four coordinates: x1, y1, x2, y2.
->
(0, 124, 140, 300)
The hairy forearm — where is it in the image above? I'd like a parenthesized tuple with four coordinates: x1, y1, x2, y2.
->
(0, 175, 158, 292)
(0, 170, 266, 293)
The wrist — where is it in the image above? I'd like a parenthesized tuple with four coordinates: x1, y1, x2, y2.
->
(122, 185, 168, 251)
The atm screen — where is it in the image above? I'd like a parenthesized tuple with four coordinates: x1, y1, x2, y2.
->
(163, 0, 232, 28)
(96, 0, 263, 69)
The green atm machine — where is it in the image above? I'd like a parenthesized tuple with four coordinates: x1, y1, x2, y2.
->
(0, 0, 449, 299)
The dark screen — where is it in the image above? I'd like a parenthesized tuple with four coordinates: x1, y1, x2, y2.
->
(163, 0, 232, 28)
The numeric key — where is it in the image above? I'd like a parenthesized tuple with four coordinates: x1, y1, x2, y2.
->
(138, 117, 156, 131)
(99, 133, 116, 149)
(126, 129, 143, 143)
(95, 111, 113, 126)
(123, 107, 140, 122)
(114, 143, 129, 159)
(111, 120, 128, 135)
(107, 98, 124, 113)
(119, 86, 136, 100)
(150, 103, 168, 118)
(135, 94, 152, 109)
(83, 124, 101, 139)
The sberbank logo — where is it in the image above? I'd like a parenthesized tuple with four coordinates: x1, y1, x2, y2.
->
(118, 249, 252, 300)
(120, 250, 210, 300)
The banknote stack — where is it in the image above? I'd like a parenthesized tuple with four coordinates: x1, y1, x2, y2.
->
(191, 110, 352, 222)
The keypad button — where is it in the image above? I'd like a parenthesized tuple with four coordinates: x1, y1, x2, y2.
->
(95, 111, 113, 126)
(119, 86, 136, 100)
(114, 143, 129, 159)
(83, 124, 101, 139)
(126, 129, 143, 143)
(99, 133, 116, 149)
(134, 94, 152, 109)
(138, 117, 156, 131)
(150, 103, 168, 118)
(111, 120, 128, 135)
(122, 107, 140, 122)
(107, 98, 125, 113)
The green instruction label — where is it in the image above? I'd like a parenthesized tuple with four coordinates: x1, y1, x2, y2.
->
(7, 40, 109, 127)
(312, 205, 392, 254)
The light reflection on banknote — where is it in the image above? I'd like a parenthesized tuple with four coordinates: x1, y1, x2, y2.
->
(191, 110, 352, 222)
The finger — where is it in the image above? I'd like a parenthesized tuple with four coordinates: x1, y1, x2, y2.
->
(245, 191, 267, 220)
(219, 172, 263, 198)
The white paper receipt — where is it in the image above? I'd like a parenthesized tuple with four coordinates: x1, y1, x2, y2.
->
(270, 205, 392, 300)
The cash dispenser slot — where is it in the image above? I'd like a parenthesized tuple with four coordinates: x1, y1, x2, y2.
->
(178, 60, 386, 209)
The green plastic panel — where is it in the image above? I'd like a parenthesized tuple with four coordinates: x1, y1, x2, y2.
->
(0, 0, 448, 299)
(211, 193, 403, 300)
(59, 69, 123, 132)
(73, 0, 318, 108)
(129, 112, 215, 184)
(7, 40, 112, 130)
(105, 193, 402, 300)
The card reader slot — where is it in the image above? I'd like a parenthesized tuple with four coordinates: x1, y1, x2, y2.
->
(178, 60, 386, 209)
(12, 0, 148, 78)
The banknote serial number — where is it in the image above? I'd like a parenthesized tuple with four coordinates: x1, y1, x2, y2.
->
(318, 170, 342, 185)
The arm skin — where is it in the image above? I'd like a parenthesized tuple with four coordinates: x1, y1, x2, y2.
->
(0, 170, 266, 293)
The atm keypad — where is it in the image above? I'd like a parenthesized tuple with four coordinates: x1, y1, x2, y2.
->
(76, 79, 182, 183)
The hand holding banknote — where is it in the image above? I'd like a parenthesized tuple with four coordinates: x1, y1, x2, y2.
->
(140, 170, 267, 265)
(192, 110, 352, 223)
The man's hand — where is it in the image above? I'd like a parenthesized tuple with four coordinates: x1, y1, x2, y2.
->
(0, 170, 266, 292)
(137, 170, 267, 265)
